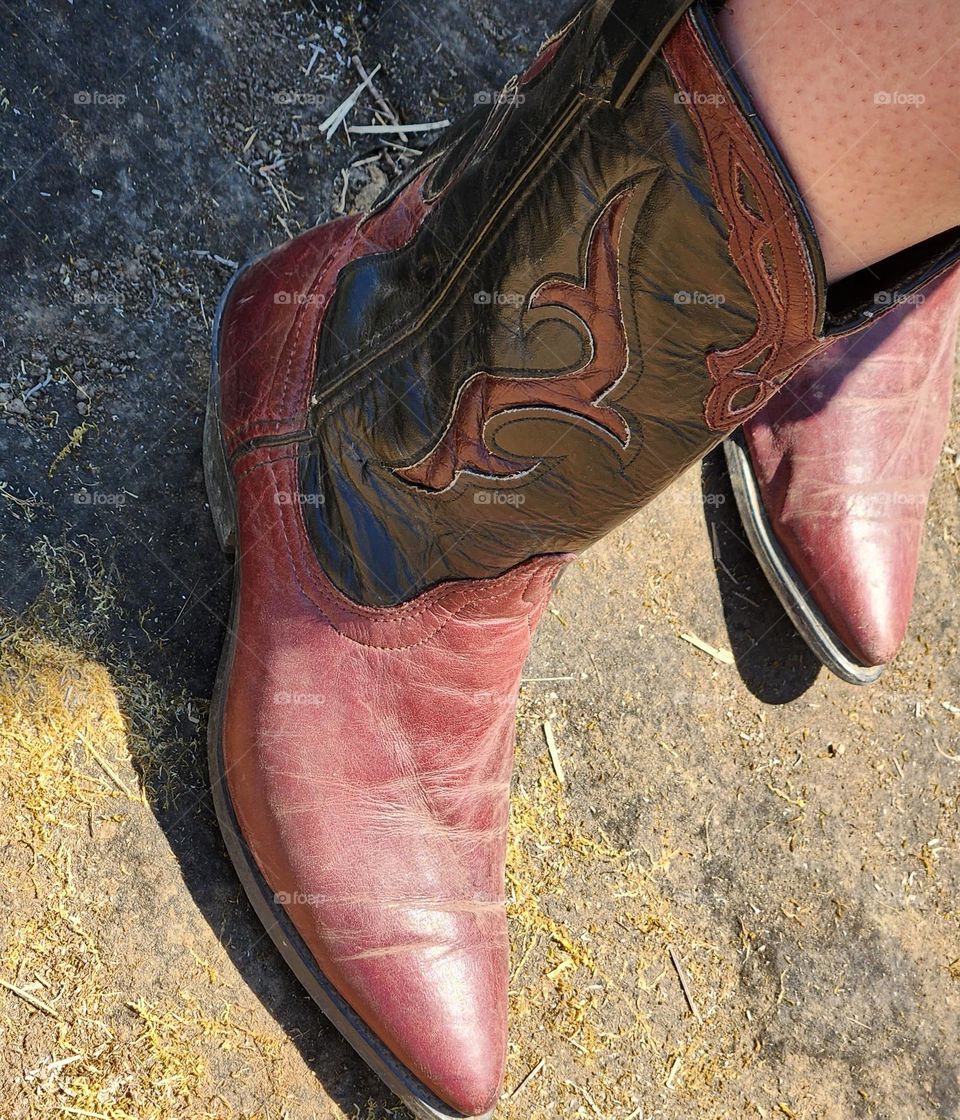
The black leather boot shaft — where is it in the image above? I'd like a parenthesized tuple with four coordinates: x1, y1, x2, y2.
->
(292, 0, 960, 607)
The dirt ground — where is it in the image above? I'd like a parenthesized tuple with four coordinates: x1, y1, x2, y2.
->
(1, 2, 959, 1118)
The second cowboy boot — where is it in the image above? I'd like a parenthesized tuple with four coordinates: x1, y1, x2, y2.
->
(204, 1, 960, 1115)
(725, 266, 960, 684)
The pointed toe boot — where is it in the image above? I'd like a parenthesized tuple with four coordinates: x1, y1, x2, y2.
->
(725, 265, 960, 684)
(206, 212, 568, 1118)
(204, 1, 960, 1113)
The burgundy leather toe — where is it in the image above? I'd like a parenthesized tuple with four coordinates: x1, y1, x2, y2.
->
(219, 448, 562, 1111)
(741, 266, 960, 669)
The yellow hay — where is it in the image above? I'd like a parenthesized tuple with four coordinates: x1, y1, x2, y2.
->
(0, 541, 289, 1119)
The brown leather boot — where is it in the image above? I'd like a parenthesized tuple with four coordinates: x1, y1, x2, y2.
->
(203, 2, 960, 1115)
(725, 265, 960, 684)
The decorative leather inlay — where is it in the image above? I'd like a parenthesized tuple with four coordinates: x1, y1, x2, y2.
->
(393, 185, 635, 492)
(662, 14, 821, 431)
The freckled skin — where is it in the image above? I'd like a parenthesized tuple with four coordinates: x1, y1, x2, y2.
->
(718, 0, 960, 282)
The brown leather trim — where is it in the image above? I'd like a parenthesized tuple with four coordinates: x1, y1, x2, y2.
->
(357, 166, 433, 240)
(662, 13, 822, 431)
(392, 184, 635, 491)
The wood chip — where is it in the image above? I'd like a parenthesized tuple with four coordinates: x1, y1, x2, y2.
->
(509, 1057, 545, 1099)
(668, 945, 702, 1023)
(352, 54, 405, 141)
(304, 43, 323, 78)
(335, 167, 349, 215)
(347, 120, 449, 135)
(84, 740, 134, 798)
(25, 1053, 83, 1080)
(580, 1085, 606, 1119)
(587, 648, 603, 685)
(679, 632, 734, 665)
(0, 977, 61, 1019)
(318, 64, 382, 139)
(543, 720, 565, 785)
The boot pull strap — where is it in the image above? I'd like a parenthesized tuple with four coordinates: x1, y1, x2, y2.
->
(587, 0, 701, 107)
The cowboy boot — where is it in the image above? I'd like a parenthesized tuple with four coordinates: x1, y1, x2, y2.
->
(725, 265, 960, 684)
(203, 1, 960, 1115)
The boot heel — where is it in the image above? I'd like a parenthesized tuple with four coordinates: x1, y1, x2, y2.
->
(203, 391, 236, 555)
(203, 268, 244, 556)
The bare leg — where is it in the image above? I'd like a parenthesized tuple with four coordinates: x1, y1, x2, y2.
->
(718, 0, 960, 282)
